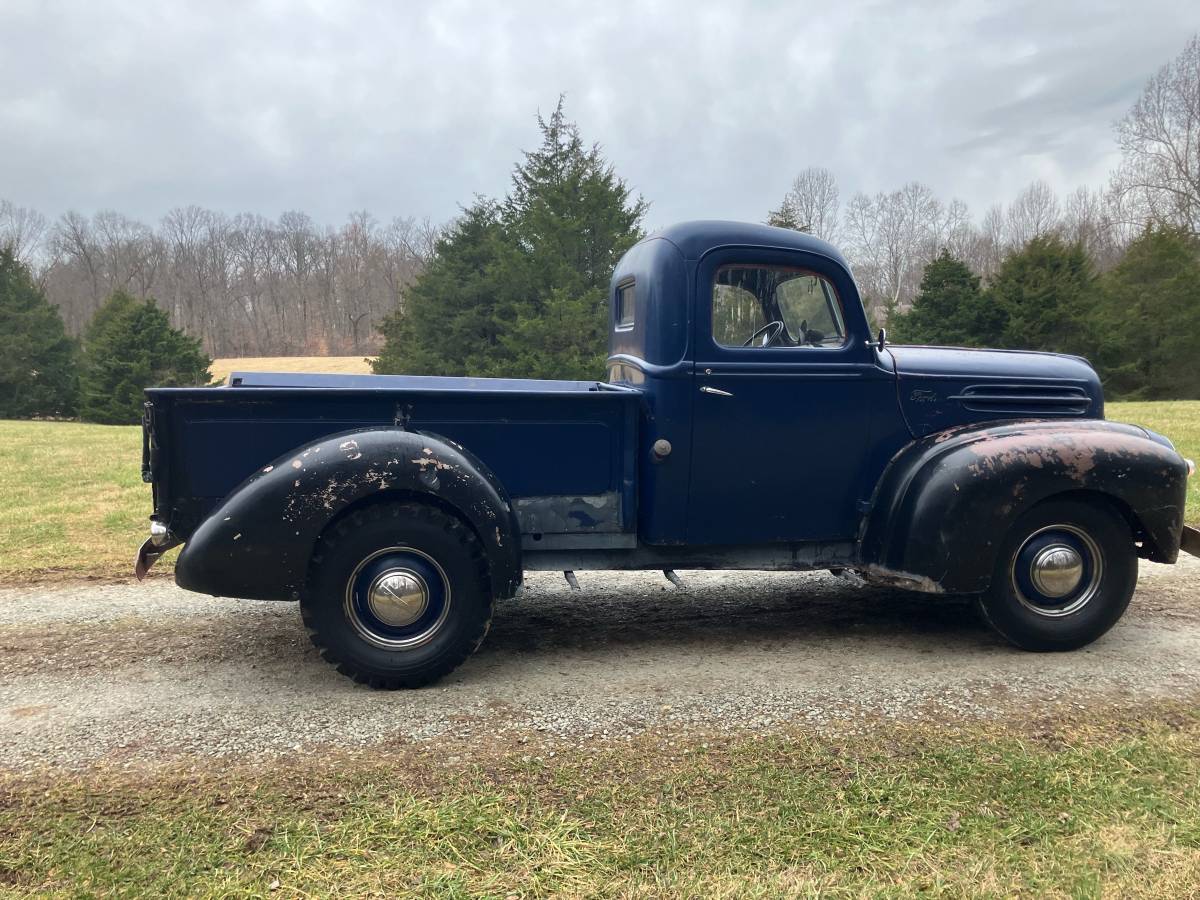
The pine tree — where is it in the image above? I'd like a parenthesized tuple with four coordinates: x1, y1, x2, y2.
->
(766, 201, 805, 231)
(989, 235, 1095, 357)
(0, 248, 77, 418)
(374, 200, 508, 376)
(888, 250, 1004, 347)
(79, 290, 212, 424)
(1093, 227, 1200, 399)
(374, 98, 648, 379)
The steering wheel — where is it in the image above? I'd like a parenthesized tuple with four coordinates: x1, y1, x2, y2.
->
(743, 320, 785, 347)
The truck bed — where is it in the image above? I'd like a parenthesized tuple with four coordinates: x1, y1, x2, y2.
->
(145, 372, 641, 545)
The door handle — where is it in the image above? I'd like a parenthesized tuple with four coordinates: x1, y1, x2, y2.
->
(699, 385, 734, 397)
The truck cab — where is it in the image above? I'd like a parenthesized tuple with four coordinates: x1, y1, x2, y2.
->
(607, 221, 909, 547)
(138, 220, 1196, 689)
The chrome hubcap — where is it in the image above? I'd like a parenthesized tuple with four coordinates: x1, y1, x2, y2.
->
(1030, 545, 1084, 598)
(1012, 524, 1103, 618)
(367, 570, 429, 626)
(344, 547, 451, 650)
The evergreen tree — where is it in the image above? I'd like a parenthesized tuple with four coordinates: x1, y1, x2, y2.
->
(79, 290, 212, 424)
(888, 250, 1004, 346)
(0, 248, 77, 418)
(766, 201, 805, 231)
(988, 235, 1095, 357)
(374, 98, 648, 379)
(374, 200, 508, 376)
(1093, 227, 1200, 399)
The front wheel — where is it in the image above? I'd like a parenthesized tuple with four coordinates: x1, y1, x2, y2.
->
(977, 498, 1137, 651)
(302, 501, 493, 688)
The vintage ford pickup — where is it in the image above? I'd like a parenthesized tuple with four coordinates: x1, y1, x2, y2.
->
(138, 221, 1200, 687)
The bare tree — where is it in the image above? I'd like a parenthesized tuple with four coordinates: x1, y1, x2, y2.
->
(1112, 33, 1200, 233)
(0, 201, 48, 265)
(1005, 180, 1061, 246)
(768, 167, 840, 240)
(3, 198, 435, 356)
(842, 182, 945, 316)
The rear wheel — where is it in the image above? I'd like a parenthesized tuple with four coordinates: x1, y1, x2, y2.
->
(302, 501, 493, 688)
(977, 498, 1137, 651)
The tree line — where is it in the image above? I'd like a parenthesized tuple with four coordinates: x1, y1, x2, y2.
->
(888, 228, 1200, 399)
(0, 249, 211, 423)
(0, 201, 436, 356)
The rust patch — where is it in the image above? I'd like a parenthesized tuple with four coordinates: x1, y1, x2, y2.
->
(861, 565, 944, 594)
(410, 456, 454, 472)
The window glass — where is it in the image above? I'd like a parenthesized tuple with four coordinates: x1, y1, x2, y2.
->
(616, 282, 635, 328)
(712, 265, 845, 348)
(712, 282, 766, 346)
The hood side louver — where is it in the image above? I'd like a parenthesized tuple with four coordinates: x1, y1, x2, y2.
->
(948, 383, 1091, 417)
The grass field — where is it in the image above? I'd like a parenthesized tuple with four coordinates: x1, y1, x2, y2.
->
(0, 401, 1197, 583)
(1, 714, 1198, 895)
(209, 356, 375, 385)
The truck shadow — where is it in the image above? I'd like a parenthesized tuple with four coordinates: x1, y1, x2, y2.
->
(480, 572, 998, 657)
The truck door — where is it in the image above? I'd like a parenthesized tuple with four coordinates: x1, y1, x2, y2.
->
(686, 248, 893, 544)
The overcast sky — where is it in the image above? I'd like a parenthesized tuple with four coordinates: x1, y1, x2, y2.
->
(1, 0, 1196, 231)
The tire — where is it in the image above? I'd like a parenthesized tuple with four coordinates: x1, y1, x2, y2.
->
(301, 501, 493, 688)
(977, 498, 1137, 651)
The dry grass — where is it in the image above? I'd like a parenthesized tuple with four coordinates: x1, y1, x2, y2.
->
(1, 714, 1198, 896)
(209, 355, 375, 385)
(0, 401, 1198, 583)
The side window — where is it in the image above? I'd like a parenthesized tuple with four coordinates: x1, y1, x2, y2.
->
(712, 265, 846, 348)
(776, 275, 845, 346)
(615, 281, 635, 329)
(712, 282, 765, 346)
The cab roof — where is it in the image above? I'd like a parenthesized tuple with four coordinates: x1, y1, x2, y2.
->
(645, 220, 850, 270)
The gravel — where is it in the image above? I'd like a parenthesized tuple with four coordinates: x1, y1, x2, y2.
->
(2, 557, 1199, 771)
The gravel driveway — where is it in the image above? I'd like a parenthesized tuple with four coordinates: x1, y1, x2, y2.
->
(2, 558, 1199, 770)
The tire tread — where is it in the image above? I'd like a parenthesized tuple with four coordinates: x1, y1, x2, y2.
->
(300, 501, 492, 688)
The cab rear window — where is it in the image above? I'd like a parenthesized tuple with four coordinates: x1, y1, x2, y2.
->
(616, 282, 635, 329)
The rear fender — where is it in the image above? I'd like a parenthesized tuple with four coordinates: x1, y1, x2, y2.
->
(860, 419, 1189, 593)
(174, 428, 522, 601)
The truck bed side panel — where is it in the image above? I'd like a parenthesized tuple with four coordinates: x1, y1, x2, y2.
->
(149, 386, 640, 538)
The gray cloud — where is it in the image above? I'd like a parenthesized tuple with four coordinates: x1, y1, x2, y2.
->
(0, 0, 1195, 230)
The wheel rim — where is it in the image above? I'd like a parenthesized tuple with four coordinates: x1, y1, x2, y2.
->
(344, 547, 451, 649)
(1011, 524, 1103, 618)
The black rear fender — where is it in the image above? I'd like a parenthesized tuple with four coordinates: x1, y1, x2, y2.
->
(860, 419, 1189, 593)
(174, 428, 522, 601)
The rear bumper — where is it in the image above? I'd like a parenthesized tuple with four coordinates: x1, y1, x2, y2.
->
(1181, 525, 1200, 559)
(134, 535, 181, 580)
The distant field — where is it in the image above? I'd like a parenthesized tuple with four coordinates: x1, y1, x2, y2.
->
(0, 401, 1198, 583)
(209, 355, 375, 384)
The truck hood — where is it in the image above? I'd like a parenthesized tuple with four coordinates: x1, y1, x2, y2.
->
(886, 345, 1104, 437)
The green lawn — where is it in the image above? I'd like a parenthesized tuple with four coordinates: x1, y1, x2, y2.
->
(0, 401, 1197, 583)
(2, 715, 1198, 896)
(0, 420, 155, 582)
(1109, 400, 1200, 534)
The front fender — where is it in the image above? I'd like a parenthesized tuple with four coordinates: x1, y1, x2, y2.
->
(861, 419, 1189, 593)
(175, 428, 522, 601)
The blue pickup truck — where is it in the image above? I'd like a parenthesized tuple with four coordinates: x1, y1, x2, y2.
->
(138, 221, 1199, 688)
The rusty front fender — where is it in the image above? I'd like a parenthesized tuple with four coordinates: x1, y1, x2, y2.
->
(860, 419, 1189, 594)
